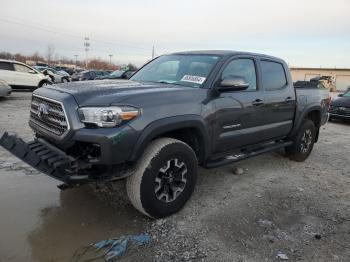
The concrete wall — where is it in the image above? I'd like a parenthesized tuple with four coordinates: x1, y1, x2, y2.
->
(290, 68, 350, 91)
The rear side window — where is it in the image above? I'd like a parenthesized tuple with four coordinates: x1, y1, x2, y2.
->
(14, 64, 33, 73)
(0, 62, 14, 71)
(261, 61, 287, 90)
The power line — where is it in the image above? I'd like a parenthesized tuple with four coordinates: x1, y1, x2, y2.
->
(0, 17, 153, 51)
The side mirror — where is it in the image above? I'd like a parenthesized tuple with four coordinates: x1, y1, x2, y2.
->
(29, 70, 37, 74)
(217, 76, 249, 92)
(338, 94, 343, 97)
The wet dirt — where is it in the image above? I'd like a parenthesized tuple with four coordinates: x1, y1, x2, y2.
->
(0, 92, 349, 262)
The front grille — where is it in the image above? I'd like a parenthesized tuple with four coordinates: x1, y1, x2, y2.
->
(30, 95, 69, 137)
(329, 106, 350, 116)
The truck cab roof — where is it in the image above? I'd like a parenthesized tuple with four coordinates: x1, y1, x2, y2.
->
(170, 50, 282, 61)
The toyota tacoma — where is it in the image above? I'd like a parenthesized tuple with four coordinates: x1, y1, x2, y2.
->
(0, 51, 330, 218)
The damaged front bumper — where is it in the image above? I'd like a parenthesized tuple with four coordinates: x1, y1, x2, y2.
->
(0, 132, 87, 187)
(0, 132, 135, 189)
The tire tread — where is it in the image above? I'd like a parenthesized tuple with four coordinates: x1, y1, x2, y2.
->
(126, 138, 192, 218)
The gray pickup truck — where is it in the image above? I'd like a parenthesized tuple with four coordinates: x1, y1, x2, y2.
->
(0, 51, 330, 218)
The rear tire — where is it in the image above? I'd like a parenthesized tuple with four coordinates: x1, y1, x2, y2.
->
(126, 138, 198, 218)
(285, 119, 316, 162)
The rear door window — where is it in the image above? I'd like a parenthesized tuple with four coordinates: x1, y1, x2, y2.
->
(14, 64, 33, 73)
(261, 61, 287, 90)
(0, 62, 14, 71)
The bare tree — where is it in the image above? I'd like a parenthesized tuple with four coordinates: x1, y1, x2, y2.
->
(54, 53, 60, 64)
(32, 52, 43, 62)
(0, 52, 13, 60)
(87, 58, 119, 70)
(46, 44, 55, 65)
(13, 53, 26, 63)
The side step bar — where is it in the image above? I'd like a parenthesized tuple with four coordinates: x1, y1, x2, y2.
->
(205, 140, 293, 169)
(0, 132, 82, 185)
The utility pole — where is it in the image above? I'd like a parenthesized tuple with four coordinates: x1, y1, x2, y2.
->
(109, 54, 113, 64)
(152, 45, 155, 59)
(84, 37, 90, 68)
(74, 55, 78, 69)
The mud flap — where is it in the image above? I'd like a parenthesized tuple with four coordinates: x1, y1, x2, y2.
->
(0, 132, 78, 184)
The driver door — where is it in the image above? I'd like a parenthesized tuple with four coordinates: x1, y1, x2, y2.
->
(212, 57, 265, 153)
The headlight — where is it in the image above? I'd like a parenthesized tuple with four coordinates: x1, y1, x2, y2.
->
(78, 106, 140, 127)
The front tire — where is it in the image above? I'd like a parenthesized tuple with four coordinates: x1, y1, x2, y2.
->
(126, 138, 198, 218)
(285, 119, 316, 162)
(37, 81, 51, 89)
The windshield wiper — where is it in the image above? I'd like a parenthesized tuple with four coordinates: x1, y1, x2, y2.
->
(142, 80, 195, 88)
(155, 80, 188, 87)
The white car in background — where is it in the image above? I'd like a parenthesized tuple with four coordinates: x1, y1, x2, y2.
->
(0, 59, 51, 90)
(0, 79, 11, 97)
(34, 66, 71, 83)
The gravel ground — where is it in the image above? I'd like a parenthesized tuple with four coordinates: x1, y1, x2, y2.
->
(0, 92, 349, 262)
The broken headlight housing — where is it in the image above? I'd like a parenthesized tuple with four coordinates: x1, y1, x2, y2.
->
(78, 106, 140, 127)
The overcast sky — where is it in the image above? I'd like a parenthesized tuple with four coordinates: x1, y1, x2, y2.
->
(1, 0, 349, 67)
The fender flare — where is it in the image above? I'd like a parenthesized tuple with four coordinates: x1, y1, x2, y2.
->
(291, 105, 321, 137)
(130, 115, 210, 163)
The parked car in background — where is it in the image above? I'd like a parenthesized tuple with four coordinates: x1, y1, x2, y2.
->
(36, 62, 49, 67)
(56, 69, 70, 77)
(0, 79, 11, 97)
(0, 59, 51, 90)
(71, 70, 97, 81)
(95, 69, 136, 80)
(54, 66, 75, 75)
(93, 70, 111, 79)
(34, 66, 71, 83)
(329, 89, 350, 121)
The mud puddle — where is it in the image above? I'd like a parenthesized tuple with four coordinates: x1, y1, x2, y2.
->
(0, 170, 147, 262)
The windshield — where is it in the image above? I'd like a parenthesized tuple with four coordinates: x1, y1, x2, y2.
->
(49, 68, 58, 74)
(131, 54, 220, 88)
(343, 90, 350, 97)
(110, 70, 124, 77)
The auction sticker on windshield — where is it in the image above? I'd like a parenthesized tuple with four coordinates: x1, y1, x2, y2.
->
(181, 75, 206, 84)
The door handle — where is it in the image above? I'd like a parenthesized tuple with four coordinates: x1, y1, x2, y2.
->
(285, 97, 294, 103)
(252, 99, 264, 106)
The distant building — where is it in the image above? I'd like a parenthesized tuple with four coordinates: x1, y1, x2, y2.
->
(290, 67, 350, 91)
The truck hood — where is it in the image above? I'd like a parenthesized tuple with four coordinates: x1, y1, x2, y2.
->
(46, 80, 194, 106)
(331, 96, 350, 107)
